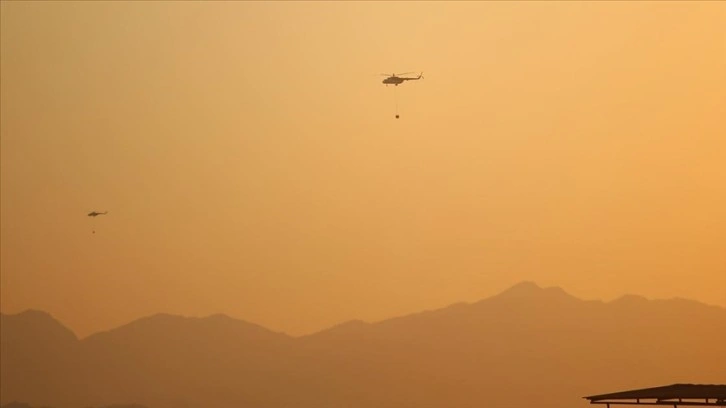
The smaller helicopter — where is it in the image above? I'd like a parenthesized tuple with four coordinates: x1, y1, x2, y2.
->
(381, 72, 423, 86)
(87, 211, 108, 234)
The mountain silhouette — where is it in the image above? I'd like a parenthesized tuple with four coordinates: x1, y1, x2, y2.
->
(2, 282, 725, 408)
(0, 311, 80, 407)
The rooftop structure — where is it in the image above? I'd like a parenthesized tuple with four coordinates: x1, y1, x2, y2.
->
(585, 384, 726, 408)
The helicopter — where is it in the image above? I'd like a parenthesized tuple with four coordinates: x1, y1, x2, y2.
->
(381, 72, 423, 86)
(87, 211, 108, 234)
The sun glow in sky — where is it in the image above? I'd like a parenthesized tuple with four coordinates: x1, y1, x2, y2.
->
(2, 1, 725, 337)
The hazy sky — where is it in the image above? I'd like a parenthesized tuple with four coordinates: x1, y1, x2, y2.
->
(2, 1, 725, 338)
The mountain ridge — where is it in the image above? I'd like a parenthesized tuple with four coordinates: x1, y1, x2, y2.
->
(0, 283, 726, 408)
(1, 281, 724, 339)
(2, 281, 724, 408)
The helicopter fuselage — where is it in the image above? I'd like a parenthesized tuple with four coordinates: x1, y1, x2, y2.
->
(383, 76, 405, 85)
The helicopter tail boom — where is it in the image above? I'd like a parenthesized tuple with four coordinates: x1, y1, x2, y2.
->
(402, 72, 423, 81)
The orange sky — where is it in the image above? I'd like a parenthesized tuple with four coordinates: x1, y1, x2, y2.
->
(1, 1, 725, 338)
